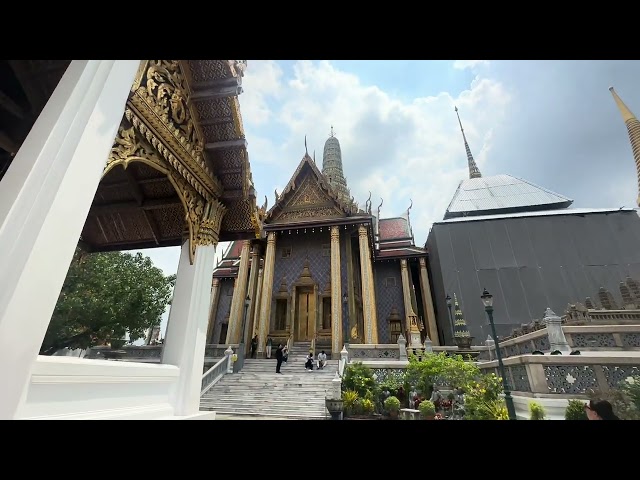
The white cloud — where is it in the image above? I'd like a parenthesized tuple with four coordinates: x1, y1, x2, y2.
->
(241, 60, 512, 244)
(453, 60, 490, 70)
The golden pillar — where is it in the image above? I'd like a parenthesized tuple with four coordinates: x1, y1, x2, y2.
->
(419, 257, 439, 346)
(399, 258, 415, 338)
(226, 240, 251, 344)
(206, 277, 221, 343)
(330, 226, 343, 356)
(358, 225, 378, 344)
(609, 87, 640, 207)
(252, 267, 264, 346)
(257, 232, 277, 355)
(244, 243, 262, 345)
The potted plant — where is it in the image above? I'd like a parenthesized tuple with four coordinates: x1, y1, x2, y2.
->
(419, 400, 436, 420)
(384, 396, 401, 419)
(529, 401, 546, 420)
(342, 390, 359, 418)
(565, 399, 588, 420)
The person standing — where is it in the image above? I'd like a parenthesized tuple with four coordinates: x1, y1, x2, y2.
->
(275, 343, 284, 374)
(266, 337, 272, 359)
(250, 334, 258, 359)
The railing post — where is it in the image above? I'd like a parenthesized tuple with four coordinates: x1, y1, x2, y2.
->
(331, 371, 342, 400)
(340, 345, 349, 365)
(225, 346, 233, 374)
(544, 308, 571, 354)
(424, 335, 433, 353)
(398, 334, 408, 361)
(485, 335, 495, 361)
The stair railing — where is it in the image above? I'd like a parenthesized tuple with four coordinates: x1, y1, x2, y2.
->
(201, 348, 233, 396)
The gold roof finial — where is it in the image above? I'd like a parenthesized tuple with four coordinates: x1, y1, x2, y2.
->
(609, 86, 636, 122)
(609, 87, 640, 207)
(454, 106, 482, 179)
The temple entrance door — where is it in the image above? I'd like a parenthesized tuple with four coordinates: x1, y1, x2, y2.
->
(295, 287, 316, 341)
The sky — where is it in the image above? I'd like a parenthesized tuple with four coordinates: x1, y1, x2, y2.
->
(135, 60, 640, 338)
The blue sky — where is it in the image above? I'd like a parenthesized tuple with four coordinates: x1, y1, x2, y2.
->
(137, 60, 640, 337)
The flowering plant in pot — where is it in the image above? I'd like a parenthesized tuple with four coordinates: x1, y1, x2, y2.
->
(419, 400, 436, 419)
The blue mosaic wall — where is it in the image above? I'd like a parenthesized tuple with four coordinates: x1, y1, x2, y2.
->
(213, 278, 234, 342)
(269, 228, 350, 336)
(374, 260, 405, 343)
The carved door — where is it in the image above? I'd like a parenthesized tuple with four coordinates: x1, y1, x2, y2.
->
(296, 288, 316, 341)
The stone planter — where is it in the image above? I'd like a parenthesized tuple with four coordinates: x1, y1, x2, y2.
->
(325, 399, 343, 420)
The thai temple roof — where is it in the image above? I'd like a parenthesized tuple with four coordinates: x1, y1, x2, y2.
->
(444, 107, 573, 220)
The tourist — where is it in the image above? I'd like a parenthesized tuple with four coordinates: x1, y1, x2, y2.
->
(317, 350, 327, 370)
(266, 337, 272, 359)
(305, 352, 314, 371)
(585, 399, 620, 420)
(250, 334, 258, 358)
(430, 386, 443, 411)
(282, 345, 289, 363)
(275, 344, 284, 374)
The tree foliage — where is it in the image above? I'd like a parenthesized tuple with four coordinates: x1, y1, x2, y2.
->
(41, 249, 175, 355)
(404, 352, 480, 395)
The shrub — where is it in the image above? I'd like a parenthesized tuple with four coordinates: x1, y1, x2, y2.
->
(620, 375, 640, 412)
(529, 401, 546, 420)
(361, 398, 375, 415)
(565, 399, 588, 420)
(588, 388, 640, 420)
(464, 373, 506, 420)
(403, 352, 480, 397)
(419, 400, 436, 418)
(343, 362, 378, 398)
(384, 396, 401, 413)
(343, 390, 359, 416)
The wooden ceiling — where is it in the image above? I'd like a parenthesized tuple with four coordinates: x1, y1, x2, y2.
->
(0, 60, 258, 252)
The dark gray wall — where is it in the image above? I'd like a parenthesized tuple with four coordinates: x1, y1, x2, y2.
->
(427, 210, 640, 344)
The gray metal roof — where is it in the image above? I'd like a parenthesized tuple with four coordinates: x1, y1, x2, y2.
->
(436, 207, 635, 224)
(444, 174, 573, 219)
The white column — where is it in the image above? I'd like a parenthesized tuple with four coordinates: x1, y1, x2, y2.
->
(161, 240, 216, 417)
(330, 226, 343, 357)
(0, 60, 139, 420)
(257, 232, 276, 355)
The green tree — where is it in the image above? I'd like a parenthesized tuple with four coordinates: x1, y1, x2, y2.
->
(40, 249, 175, 355)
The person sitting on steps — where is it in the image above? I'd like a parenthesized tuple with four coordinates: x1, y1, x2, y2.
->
(317, 350, 327, 370)
(305, 352, 314, 371)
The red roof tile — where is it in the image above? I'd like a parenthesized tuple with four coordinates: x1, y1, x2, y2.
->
(378, 217, 411, 241)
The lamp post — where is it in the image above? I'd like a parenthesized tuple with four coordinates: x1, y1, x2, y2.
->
(481, 288, 517, 421)
(445, 294, 455, 343)
(342, 292, 348, 347)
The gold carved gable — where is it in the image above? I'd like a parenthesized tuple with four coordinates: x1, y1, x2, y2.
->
(271, 170, 346, 223)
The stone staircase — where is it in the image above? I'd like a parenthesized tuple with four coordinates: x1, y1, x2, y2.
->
(200, 342, 338, 419)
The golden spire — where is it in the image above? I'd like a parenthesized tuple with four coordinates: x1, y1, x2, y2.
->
(609, 87, 640, 207)
(454, 106, 482, 179)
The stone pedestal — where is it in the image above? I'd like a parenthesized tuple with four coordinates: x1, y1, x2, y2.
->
(544, 307, 571, 354)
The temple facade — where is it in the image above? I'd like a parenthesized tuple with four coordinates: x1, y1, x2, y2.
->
(207, 132, 438, 357)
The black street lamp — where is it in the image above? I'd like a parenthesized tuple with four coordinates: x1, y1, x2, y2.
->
(342, 292, 349, 346)
(481, 288, 517, 421)
(445, 294, 455, 342)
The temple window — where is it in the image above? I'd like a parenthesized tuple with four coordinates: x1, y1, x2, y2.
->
(282, 247, 292, 258)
